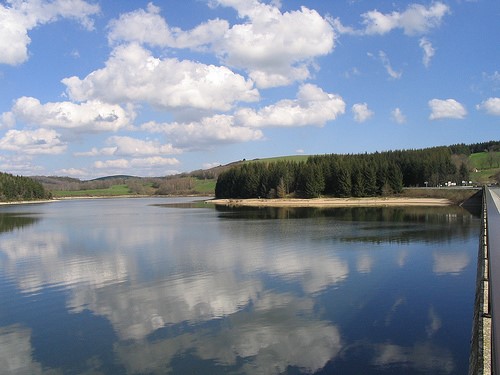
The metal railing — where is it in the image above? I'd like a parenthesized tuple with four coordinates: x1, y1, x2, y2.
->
(486, 187, 500, 374)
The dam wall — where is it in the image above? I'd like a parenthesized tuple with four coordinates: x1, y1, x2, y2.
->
(469, 188, 491, 375)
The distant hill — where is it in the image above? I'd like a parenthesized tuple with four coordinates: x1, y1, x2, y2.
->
(215, 142, 500, 199)
(26, 141, 500, 198)
(90, 174, 138, 181)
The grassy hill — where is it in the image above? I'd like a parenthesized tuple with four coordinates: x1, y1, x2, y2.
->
(469, 151, 500, 184)
(33, 143, 500, 198)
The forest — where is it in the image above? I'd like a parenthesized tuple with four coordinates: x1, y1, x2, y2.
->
(215, 142, 500, 199)
(0, 172, 52, 202)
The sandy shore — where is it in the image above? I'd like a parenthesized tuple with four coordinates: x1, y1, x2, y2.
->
(0, 199, 56, 206)
(208, 197, 453, 207)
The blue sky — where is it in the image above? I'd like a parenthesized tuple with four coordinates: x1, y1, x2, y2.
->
(0, 0, 499, 179)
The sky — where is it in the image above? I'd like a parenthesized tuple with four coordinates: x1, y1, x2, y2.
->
(0, 0, 499, 179)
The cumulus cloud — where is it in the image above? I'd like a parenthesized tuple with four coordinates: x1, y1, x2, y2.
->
(235, 84, 345, 127)
(334, 2, 449, 37)
(62, 43, 259, 112)
(214, 2, 335, 88)
(0, 153, 44, 175)
(428, 99, 467, 120)
(56, 168, 87, 177)
(391, 108, 406, 124)
(476, 97, 500, 116)
(106, 1, 335, 88)
(107, 3, 229, 50)
(7, 97, 134, 132)
(108, 136, 181, 156)
(362, 2, 449, 36)
(352, 103, 374, 123)
(419, 38, 435, 67)
(107, 3, 172, 47)
(77, 136, 181, 157)
(94, 157, 179, 170)
(0, 128, 66, 154)
(142, 114, 264, 149)
(0, 112, 16, 128)
(0, 0, 100, 65)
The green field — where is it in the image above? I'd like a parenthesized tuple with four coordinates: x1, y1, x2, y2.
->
(51, 179, 217, 198)
(48, 151, 499, 198)
(193, 178, 216, 194)
(469, 151, 500, 184)
(51, 184, 131, 197)
(247, 155, 310, 164)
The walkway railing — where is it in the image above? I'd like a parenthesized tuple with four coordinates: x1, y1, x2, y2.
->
(487, 187, 500, 374)
(471, 187, 500, 374)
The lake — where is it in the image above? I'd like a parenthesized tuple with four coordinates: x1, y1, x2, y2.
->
(0, 197, 480, 374)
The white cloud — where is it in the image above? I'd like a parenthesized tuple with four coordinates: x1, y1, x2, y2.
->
(0, 112, 16, 128)
(210, 1, 335, 88)
(77, 136, 181, 157)
(108, 136, 181, 156)
(428, 99, 467, 120)
(361, 9, 399, 35)
(378, 51, 402, 79)
(352, 103, 374, 123)
(62, 43, 259, 112)
(334, 2, 449, 37)
(0, 155, 44, 175)
(173, 19, 229, 50)
(105, 2, 335, 89)
(0, 128, 66, 154)
(8, 97, 134, 132)
(107, 3, 172, 47)
(94, 159, 129, 169)
(130, 157, 180, 168)
(419, 37, 435, 67)
(483, 71, 500, 88)
(476, 97, 500, 116)
(202, 162, 222, 169)
(235, 84, 345, 127)
(0, 0, 100, 65)
(362, 2, 450, 36)
(142, 114, 264, 149)
(56, 168, 87, 177)
(107, 3, 228, 50)
(391, 108, 406, 124)
(94, 157, 179, 170)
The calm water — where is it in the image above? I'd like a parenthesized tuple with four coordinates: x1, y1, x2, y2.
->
(0, 197, 480, 374)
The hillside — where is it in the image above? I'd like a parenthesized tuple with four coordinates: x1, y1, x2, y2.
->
(0, 172, 52, 202)
(25, 141, 500, 199)
(215, 142, 500, 200)
(469, 151, 500, 184)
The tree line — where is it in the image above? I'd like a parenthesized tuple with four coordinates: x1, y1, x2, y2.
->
(215, 145, 478, 199)
(0, 172, 52, 201)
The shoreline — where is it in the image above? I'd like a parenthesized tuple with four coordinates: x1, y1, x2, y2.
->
(0, 196, 453, 208)
(208, 197, 453, 207)
(0, 195, 209, 206)
(0, 199, 55, 206)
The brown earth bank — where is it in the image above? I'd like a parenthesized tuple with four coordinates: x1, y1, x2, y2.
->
(208, 197, 453, 208)
(208, 188, 482, 207)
